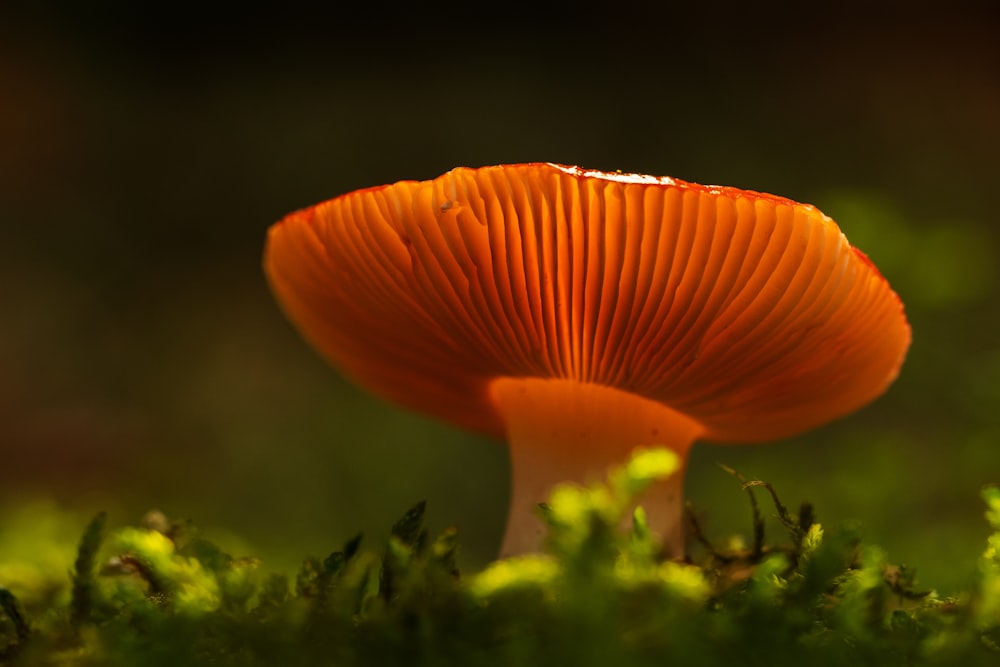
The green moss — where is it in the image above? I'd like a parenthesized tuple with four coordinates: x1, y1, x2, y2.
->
(1, 449, 999, 666)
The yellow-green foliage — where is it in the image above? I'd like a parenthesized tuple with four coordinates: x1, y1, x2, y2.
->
(979, 486, 1000, 627)
(111, 527, 222, 612)
(1, 450, 1000, 666)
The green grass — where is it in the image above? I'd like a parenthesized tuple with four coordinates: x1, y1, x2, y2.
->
(2, 448, 999, 666)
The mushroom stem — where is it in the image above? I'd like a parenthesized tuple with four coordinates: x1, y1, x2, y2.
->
(490, 378, 703, 559)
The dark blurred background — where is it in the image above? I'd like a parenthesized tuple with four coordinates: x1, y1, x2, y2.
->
(2, 1, 999, 589)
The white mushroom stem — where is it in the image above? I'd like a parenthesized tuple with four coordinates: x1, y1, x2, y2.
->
(490, 378, 703, 559)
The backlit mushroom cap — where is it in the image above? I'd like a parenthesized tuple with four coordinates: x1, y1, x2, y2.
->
(265, 163, 910, 556)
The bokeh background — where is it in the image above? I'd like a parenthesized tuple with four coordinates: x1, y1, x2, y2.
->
(2, 2, 999, 591)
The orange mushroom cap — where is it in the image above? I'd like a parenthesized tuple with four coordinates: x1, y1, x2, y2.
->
(265, 162, 910, 446)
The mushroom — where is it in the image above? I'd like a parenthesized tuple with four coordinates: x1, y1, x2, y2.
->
(264, 163, 910, 558)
